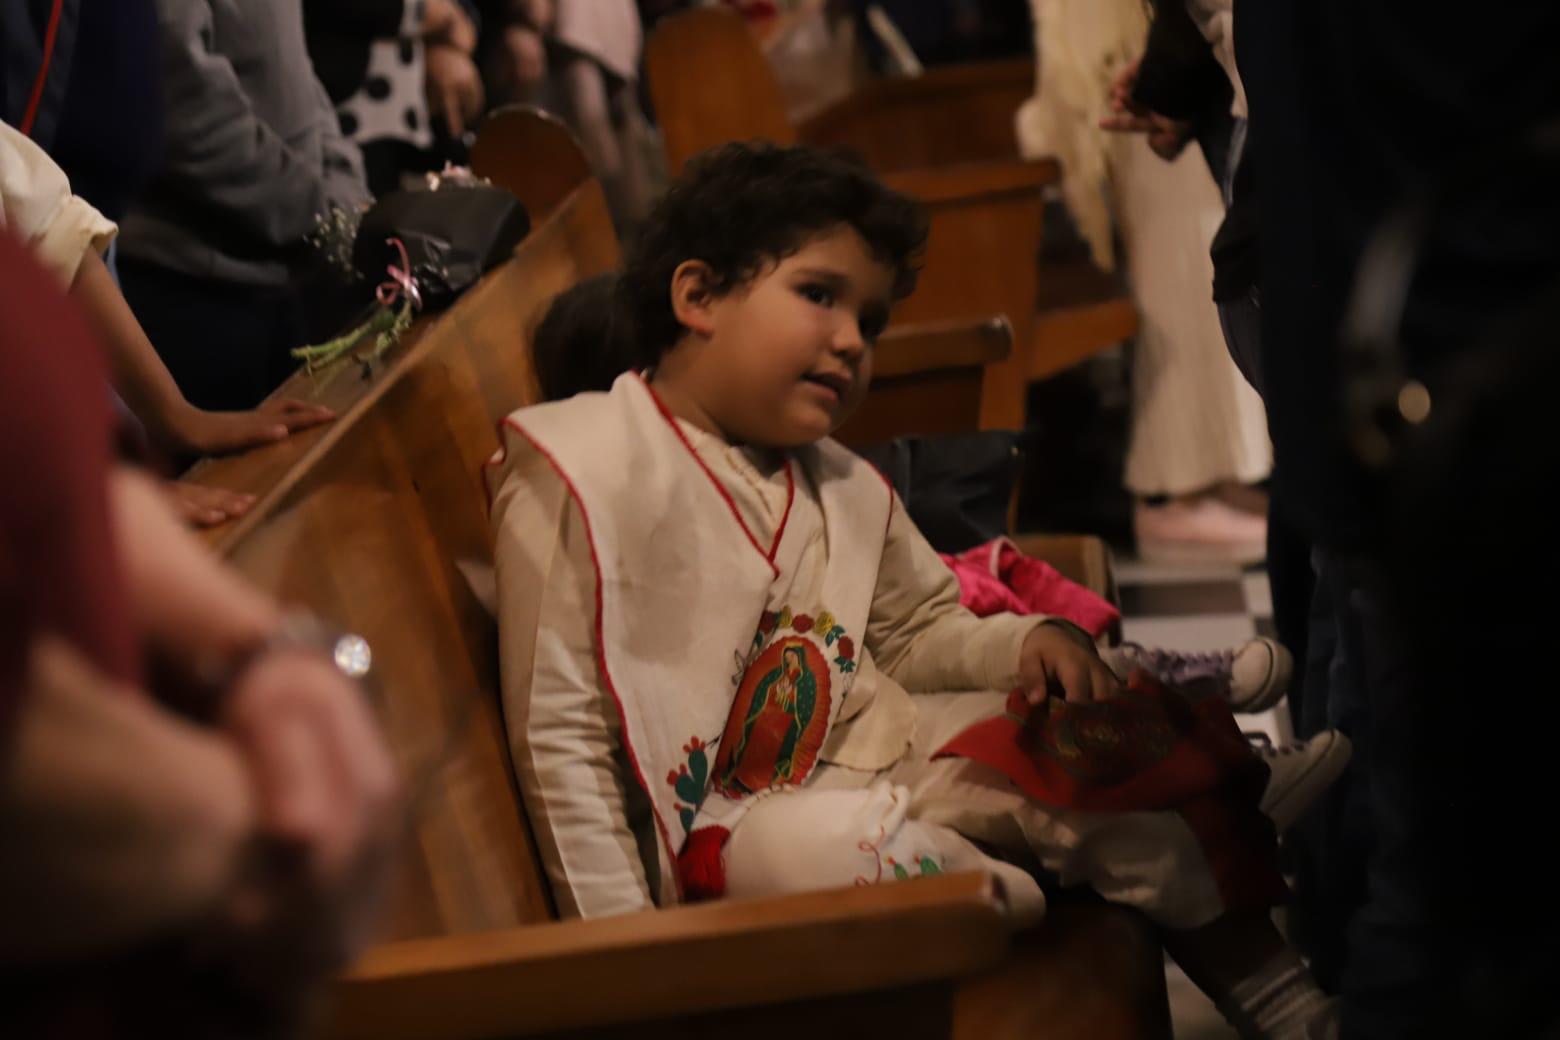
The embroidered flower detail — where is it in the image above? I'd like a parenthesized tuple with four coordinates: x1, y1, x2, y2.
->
(792, 613, 814, 633)
(814, 611, 836, 634)
(667, 737, 711, 832)
(759, 611, 779, 634)
(885, 855, 942, 881)
(778, 607, 793, 629)
(834, 631, 857, 673)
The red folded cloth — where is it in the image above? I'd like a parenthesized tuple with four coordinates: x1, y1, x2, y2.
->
(934, 672, 1287, 912)
(939, 538, 1121, 637)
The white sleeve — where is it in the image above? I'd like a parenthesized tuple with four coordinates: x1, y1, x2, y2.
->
(865, 494, 1045, 694)
(0, 120, 116, 287)
(492, 452, 655, 919)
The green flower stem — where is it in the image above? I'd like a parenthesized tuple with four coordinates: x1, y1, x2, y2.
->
(291, 301, 414, 372)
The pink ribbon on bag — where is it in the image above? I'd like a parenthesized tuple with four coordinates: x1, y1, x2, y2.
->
(376, 237, 422, 311)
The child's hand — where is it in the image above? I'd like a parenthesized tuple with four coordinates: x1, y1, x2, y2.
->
(1018, 622, 1123, 705)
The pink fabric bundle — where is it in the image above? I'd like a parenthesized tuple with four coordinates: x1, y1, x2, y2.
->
(939, 538, 1121, 638)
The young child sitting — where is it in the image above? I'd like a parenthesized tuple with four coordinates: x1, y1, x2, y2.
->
(489, 142, 1338, 1039)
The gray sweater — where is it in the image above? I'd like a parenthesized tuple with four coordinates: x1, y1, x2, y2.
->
(118, 0, 370, 286)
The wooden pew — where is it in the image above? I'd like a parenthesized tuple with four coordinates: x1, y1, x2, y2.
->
(199, 176, 1168, 1039)
(469, 105, 593, 223)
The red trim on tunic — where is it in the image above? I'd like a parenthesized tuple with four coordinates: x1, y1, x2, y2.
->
(639, 374, 779, 579)
(496, 414, 685, 900)
(767, 462, 796, 564)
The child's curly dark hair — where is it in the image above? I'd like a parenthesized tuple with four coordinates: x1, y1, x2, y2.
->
(618, 141, 928, 368)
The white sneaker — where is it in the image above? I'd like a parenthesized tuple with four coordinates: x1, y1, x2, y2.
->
(1107, 636, 1293, 713)
(1256, 731, 1353, 832)
(1229, 637, 1294, 713)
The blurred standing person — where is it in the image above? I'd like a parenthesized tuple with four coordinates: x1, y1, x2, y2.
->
(115, 0, 371, 413)
(1100, 0, 1323, 929)
(1242, 2, 1560, 1034)
(1017, 0, 1272, 562)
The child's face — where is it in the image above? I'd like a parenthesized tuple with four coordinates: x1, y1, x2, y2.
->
(656, 225, 896, 448)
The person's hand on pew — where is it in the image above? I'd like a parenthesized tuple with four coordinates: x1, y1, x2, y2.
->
(70, 247, 334, 462)
(164, 480, 257, 529)
(163, 396, 337, 458)
(1019, 621, 1123, 705)
(1099, 57, 1193, 161)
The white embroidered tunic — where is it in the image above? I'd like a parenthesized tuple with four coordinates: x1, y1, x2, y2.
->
(489, 374, 1044, 918)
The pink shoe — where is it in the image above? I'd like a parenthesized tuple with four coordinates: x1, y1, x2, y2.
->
(1134, 495, 1268, 564)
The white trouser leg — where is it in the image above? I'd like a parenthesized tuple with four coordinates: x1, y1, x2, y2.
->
(888, 692, 1229, 929)
(722, 780, 1048, 926)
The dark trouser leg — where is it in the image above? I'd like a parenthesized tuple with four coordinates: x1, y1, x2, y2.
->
(117, 258, 305, 412)
(1268, 490, 1313, 718)
(1327, 559, 1435, 1038)
(1293, 552, 1436, 1037)
(1290, 551, 1370, 992)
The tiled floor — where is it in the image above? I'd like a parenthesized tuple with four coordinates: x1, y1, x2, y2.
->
(1114, 554, 1294, 1038)
(1116, 556, 1293, 749)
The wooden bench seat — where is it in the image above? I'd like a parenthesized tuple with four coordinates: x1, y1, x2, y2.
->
(195, 124, 1166, 1038)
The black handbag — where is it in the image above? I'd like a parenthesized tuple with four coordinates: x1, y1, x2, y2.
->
(858, 430, 1026, 554)
(352, 184, 531, 310)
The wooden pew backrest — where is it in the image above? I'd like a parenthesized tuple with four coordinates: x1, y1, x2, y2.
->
(798, 58, 1034, 174)
(645, 7, 796, 172)
(224, 181, 621, 940)
(470, 105, 594, 222)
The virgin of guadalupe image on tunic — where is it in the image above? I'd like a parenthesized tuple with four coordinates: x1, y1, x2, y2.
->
(713, 636, 833, 796)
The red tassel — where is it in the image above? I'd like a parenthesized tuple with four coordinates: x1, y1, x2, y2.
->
(677, 826, 731, 901)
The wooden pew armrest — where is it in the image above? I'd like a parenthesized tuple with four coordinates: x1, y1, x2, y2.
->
(880, 157, 1059, 205)
(329, 872, 1011, 1039)
(875, 315, 1013, 380)
(1007, 533, 1120, 613)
